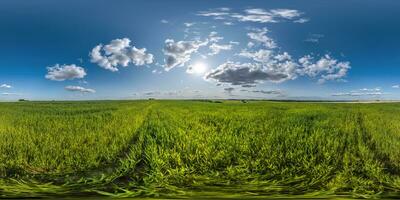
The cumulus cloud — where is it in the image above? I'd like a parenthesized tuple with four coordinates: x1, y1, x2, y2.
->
(298, 55, 350, 84)
(182, 8, 349, 88)
(45, 64, 86, 81)
(219, 27, 298, 87)
(392, 85, 399, 89)
(238, 49, 298, 79)
(239, 49, 274, 62)
(212, 50, 348, 86)
(90, 38, 154, 72)
(163, 39, 208, 70)
(65, 86, 96, 93)
(274, 52, 292, 61)
(247, 28, 276, 48)
(203, 20, 349, 87)
(161, 19, 169, 24)
(198, 8, 304, 24)
(205, 62, 292, 86)
(0, 84, 12, 89)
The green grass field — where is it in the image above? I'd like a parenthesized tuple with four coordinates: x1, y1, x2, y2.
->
(1, 100, 400, 199)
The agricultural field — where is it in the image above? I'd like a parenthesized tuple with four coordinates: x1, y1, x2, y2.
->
(0, 100, 400, 199)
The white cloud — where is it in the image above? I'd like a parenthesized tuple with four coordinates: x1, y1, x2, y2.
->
(275, 52, 292, 61)
(191, 8, 348, 88)
(247, 42, 255, 48)
(332, 88, 387, 98)
(223, 22, 234, 26)
(239, 49, 274, 62)
(45, 64, 86, 81)
(1, 92, 22, 96)
(209, 17, 349, 87)
(197, 8, 231, 17)
(209, 31, 223, 43)
(359, 88, 381, 92)
(392, 85, 399, 89)
(142, 91, 184, 96)
(247, 28, 276, 48)
(65, 86, 96, 93)
(184, 22, 195, 27)
(1, 92, 21, 96)
(90, 38, 154, 72)
(228, 49, 348, 86)
(241, 89, 283, 95)
(252, 89, 282, 95)
(199, 8, 304, 24)
(332, 91, 384, 97)
(205, 31, 232, 56)
(270, 9, 302, 19)
(298, 55, 351, 84)
(161, 19, 169, 24)
(152, 69, 162, 74)
(0, 84, 12, 89)
(218, 7, 231, 11)
(163, 39, 208, 71)
(232, 12, 275, 23)
(294, 18, 309, 23)
(245, 8, 270, 15)
(209, 43, 233, 55)
(205, 61, 293, 86)
(132, 90, 204, 98)
(238, 49, 298, 80)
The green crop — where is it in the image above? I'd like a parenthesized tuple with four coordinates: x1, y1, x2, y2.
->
(0, 100, 399, 199)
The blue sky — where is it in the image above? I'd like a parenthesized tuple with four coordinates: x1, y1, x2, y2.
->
(1, 0, 400, 100)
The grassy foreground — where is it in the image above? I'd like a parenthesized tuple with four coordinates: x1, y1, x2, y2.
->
(0, 100, 400, 199)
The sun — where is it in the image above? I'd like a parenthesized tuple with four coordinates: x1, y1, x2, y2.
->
(187, 62, 207, 75)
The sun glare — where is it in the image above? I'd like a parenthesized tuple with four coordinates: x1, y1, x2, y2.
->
(188, 62, 207, 75)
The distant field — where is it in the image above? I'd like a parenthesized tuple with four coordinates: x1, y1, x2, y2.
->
(1, 100, 400, 199)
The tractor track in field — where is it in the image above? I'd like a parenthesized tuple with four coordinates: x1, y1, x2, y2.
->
(356, 112, 400, 176)
(0, 103, 162, 198)
(110, 105, 158, 185)
(5, 103, 158, 186)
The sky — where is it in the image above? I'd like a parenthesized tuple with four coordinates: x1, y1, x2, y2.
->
(1, 0, 400, 101)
